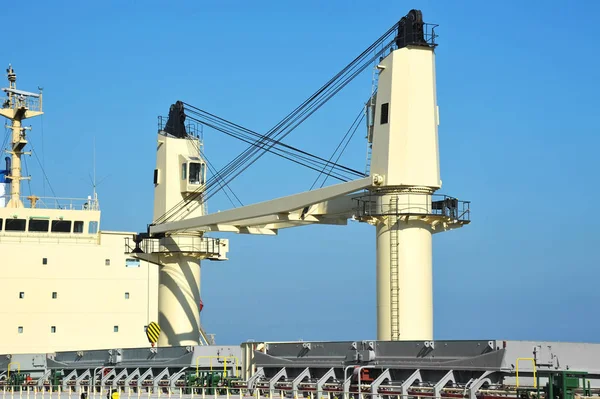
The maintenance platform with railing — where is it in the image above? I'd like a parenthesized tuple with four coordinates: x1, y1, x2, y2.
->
(353, 192, 470, 223)
(124, 234, 226, 260)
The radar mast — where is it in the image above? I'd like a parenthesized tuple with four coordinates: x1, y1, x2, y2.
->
(0, 64, 43, 208)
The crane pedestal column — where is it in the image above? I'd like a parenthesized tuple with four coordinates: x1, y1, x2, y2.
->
(157, 255, 201, 347)
(373, 190, 434, 341)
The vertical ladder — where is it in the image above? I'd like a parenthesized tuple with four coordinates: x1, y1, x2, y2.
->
(364, 143, 372, 176)
(365, 58, 379, 176)
(389, 196, 400, 340)
(201, 192, 208, 216)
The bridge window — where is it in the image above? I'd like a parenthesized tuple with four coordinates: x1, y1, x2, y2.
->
(380, 102, 389, 125)
(182, 163, 187, 180)
(105, 259, 111, 266)
(114, 326, 119, 333)
(0, 218, 3, 230)
(51, 326, 56, 333)
(52, 292, 57, 299)
(125, 292, 130, 299)
(19, 292, 24, 299)
(89, 221, 98, 234)
(189, 162, 202, 185)
(5, 218, 26, 231)
(42, 257, 48, 265)
(18, 326, 23, 334)
(73, 221, 84, 233)
(29, 219, 49, 232)
(51, 220, 71, 233)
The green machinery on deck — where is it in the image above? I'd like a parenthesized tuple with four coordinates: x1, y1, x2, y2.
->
(516, 371, 593, 399)
(545, 371, 592, 399)
(184, 370, 243, 395)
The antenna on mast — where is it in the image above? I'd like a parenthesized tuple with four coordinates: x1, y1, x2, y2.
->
(93, 136, 96, 201)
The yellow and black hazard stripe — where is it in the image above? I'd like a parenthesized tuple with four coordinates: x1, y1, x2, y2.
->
(146, 322, 161, 343)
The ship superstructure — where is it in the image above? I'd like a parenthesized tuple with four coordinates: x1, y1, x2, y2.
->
(0, 65, 160, 354)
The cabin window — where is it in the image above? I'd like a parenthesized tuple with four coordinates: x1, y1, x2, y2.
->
(201, 163, 206, 184)
(51, 220, 71, 233)
(114, 326, 119, 333)
(105, 259, 111, 266)
(88, 221, 98, 234)
(189, 162, 202, 185)
(29, 219, 49, 232)
(42, 258, 48, 265)
(125, 258, 140, 268)
(52, 292, 57, 299)
(125, 292, 130, 299)
(182, 163, 187, 180)
(51, 326, 56, 333)
(380, 103, 389, 124)
(18, 326, 23, 334)
(0, 218, 3, 230)
(5, 218, 26, 231)
(19, 292, 24, 299)
(153, 169, 159, 185)
(73, 221, 84, 233)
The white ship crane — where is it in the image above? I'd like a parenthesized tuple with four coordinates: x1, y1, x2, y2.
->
(130, 10, 470, 345)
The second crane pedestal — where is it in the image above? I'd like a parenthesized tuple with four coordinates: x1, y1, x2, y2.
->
(359, 190, 469, 341)
(158, 254, 202, 346)
(125, 234, 229, 346)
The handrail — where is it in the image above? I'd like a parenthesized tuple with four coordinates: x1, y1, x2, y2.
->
(194, 356, 240, 378)
(516, 357, 537, 388)
(7, 362, 20, 378)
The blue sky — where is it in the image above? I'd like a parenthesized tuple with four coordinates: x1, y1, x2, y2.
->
(3, 0, 600, 344)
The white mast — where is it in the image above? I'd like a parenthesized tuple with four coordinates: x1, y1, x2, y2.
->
(0, 64, 43, 208)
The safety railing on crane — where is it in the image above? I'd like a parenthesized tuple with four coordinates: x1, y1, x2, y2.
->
(353, 192, 470, 222)
(124, 236, 223, 257)
(158, 116, 203, 141)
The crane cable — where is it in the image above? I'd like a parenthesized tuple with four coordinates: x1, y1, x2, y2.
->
(184, 105, 364, 178)
(153, 22, 399, 226)
(160, 111, 359, 224)
(310, 106, 366, 190)
(187, 115, 354, 181)
(190, 138, 243, 207)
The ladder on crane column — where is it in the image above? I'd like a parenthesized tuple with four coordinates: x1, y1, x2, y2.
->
(364, 143, 372, 176)
(364, 61, 379, 176)
(390, 196, 400, 340)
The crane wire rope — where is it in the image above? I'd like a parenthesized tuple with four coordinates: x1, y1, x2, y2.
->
(184, 105, 364, 177)
(189, 137, 243, 208)
(309, 106, 366, 190)
(164, 115, 356, 223)
(153, 22, 399, 226)
(319, 112, 366, 189)
(184, 114, 358, 181)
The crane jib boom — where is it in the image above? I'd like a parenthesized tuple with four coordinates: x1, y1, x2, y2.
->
(149, 176, 375, 235)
